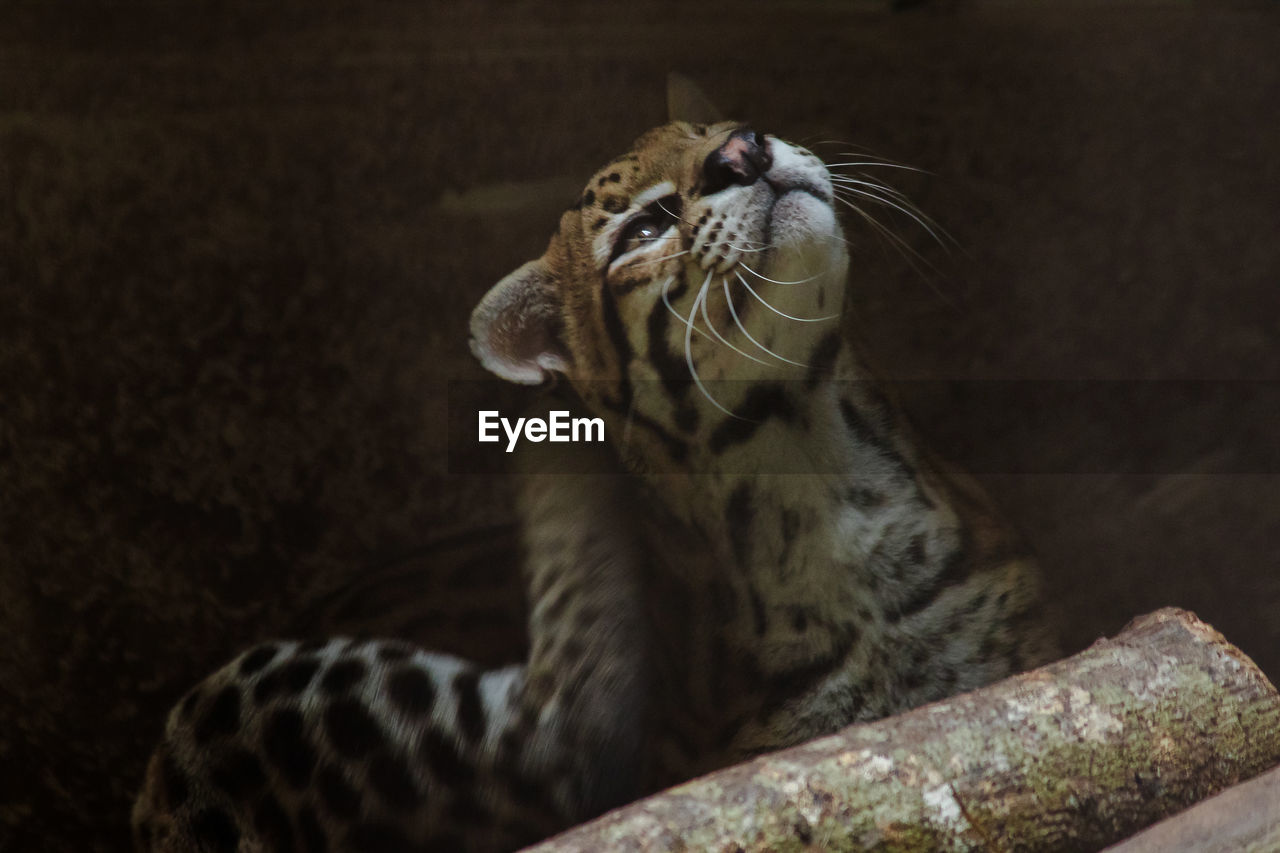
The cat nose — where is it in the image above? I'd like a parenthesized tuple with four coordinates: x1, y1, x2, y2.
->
(701, 127, 772, 195)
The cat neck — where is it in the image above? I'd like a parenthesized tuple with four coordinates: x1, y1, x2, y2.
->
(630, 333, 970, 606)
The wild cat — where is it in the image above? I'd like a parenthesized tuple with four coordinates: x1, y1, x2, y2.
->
(132, 81, 1056, 852)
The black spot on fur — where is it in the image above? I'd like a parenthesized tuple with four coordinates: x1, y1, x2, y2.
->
(497, 729, 522, 762)
(791, 608, 810, 632)
(708, 578, 739, 626)
(709, 384, 797, 455)
(320, 658, 367, 695)
(613, 274, 649, 295)
(387, 666, 436, 716)
(254, 657, 321, 703)
(239, 644, 278, 675)
(278, 657, 321, 692)
(726, 484, 755, 566)
(749, 589, 768, 637)
(324, 698, 385, 759)
(908, 533, 927, 565)
(598, 263, 636, 411)
(317, 763, 362, 822)
(210, 748, 267, 799)
(191, 807, 240, 853)
(505, 767, 561, 813)
(347, 822, 418, 853)
(844, 487, 886, 511)
(892, 531, 974, 621)
(573, 603, 602, 629)
(195, 684, 241, 743)
(448, 792, 490, 824)
(377, 642, 412, 662)
(805, 332, 841, 389)
(779, 509, 801, 567)
(452, 670, 487, 744)
(582, 189, 595, 207)
(297, 805, 327, 853)
(368, 750, 421, 811)
(263, 708, 316, 788)
(601, 195, 628, 214)
(253, 794, 295, 851)
(674, 404, 699, 432)
(420, 729, 473, 786)
(644, 274, 696, 410)
(592, 215, 608, 231)
(759, 626, 859, 714)
(839, 397, 915, 479)
(160, 752, 189, 808)
(635, 411, 690, 462)
(607, 171, 621, 182)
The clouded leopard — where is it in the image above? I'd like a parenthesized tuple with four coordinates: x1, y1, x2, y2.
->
(133, 84, 1057, 852)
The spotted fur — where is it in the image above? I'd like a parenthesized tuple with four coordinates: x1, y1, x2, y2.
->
(134, 103, 1057, 851)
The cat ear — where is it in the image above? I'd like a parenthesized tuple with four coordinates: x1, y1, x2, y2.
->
(667, 72, 724, 125)
(469, 259, 571, 384)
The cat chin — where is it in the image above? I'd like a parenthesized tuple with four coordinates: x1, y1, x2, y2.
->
(772, 190, 836, 238)
(766, 192, 844, 268)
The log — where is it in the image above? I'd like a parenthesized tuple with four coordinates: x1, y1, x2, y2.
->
(1102, 761, 1280, 853)
(525, 608, 1280, 852)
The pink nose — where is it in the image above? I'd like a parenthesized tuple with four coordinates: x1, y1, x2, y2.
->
(702, 128, 772, 195)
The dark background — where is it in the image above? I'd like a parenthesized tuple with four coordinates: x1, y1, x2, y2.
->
(2, 1, 1277, 849)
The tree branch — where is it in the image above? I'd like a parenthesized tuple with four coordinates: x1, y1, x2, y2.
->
(526, 608, 1280, 852)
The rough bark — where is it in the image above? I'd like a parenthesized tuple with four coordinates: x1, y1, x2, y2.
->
(525, 608, 1280, 852)
(1102, 761, 1280, 853)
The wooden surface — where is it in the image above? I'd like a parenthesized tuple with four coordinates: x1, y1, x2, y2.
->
(529, 609, 1280, 852)
(1103, 762, 1280, 853)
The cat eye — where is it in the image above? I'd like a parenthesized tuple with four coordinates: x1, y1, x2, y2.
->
(618, 217, 666, 249)
(609, 195, 682, 266)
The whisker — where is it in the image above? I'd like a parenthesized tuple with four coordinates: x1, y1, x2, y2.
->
(832, 191, 941, 264)
(827, 144, 923, 167)
(835, 175, 951, 240)
(685, 271, 745, 419)
(633, 248, 691, 268)
(723, 276, 809, 368)
(661, 273, 712, 341)
(826, 160, 930, 174)
(830, 174, 916, 206)
(738, 260, 825, 287)
(657, 198, 707, 233)
(833, 193, 936, 272)
(832, 195, 958, 310)
(735, 271, 839, 323)
(655, 198, 784, 253)
(832, 183, 952, 249)
(700, 277, 771, 367)
(724, 242, 776, 254)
